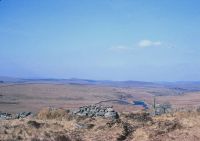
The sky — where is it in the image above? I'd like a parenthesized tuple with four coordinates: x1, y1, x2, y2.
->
(0, 0, 200, 81)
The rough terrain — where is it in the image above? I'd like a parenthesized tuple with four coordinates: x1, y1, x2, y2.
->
(1, 106, 200, 141)
(1, 82, 200, 114)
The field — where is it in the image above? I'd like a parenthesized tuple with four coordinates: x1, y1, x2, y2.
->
(1, 78, 200, 113)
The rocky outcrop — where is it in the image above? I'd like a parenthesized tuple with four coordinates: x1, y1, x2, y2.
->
(0, 112, 32, 120)
(0, 112, 12, 120)
(15, 112, 32, 119)
(0, 105, 119, 120)
(72, 105, 119, 119)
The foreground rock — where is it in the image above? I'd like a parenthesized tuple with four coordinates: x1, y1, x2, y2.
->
(15, 112, 32, 119)
(0, 112, 12, 120)
(0, 111, 32, 120)
(72, 105, 119, 119)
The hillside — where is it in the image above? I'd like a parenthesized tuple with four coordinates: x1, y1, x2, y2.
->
(1, 106, 200, 141)
(1, 80, 200, 114)
(1, 78, 200, 141)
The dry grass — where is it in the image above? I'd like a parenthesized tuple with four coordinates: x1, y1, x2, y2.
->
(36, 107, 71, 120)
(2, 108, 200, 141)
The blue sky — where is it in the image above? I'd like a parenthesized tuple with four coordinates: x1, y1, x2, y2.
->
(0, 0, 200, 81)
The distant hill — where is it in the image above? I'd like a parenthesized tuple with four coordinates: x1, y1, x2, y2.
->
(1, 76, 200, 91)
(0, 76, 159, 87)
(0, 76, 24, 83)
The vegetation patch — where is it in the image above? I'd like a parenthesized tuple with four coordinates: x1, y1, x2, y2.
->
(27, 120, 43, 129)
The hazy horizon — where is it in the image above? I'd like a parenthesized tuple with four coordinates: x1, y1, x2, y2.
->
(1, 0, 200, 81)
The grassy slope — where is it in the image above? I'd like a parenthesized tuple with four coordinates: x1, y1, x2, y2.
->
(1, 108, 200, 141)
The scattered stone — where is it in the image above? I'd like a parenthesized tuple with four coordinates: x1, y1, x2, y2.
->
(72, 105, 119, 119)
(16, 112, 32, 119)
(107, 107, 114, 112)
(0, 112, 32, 120)
(104, 111, 119, 119)
(154, 103, 172, 115)
(0, 112, 12, 120)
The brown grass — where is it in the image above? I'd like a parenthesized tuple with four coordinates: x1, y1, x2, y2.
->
(2, 107, 200, 141)
(36, 107, 71, 120)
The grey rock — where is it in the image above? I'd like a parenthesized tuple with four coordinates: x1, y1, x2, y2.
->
(107, 108, 114, 112)
(72, 110, 80, 114)
(95, 111, 105, 117)
(0, 111, 32, 120)
(72, 105, 119, 119)
(88, 113, 95, 117)
(16, 112, 32, 119)
(0, 112, 12, 120)
(77, 112, 88, 117)
(104, 111, 118, 119)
